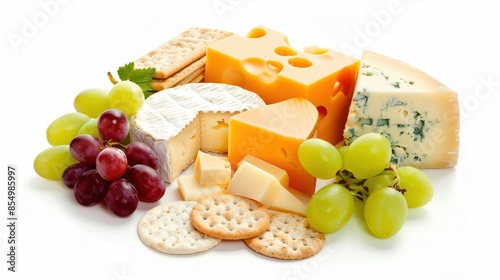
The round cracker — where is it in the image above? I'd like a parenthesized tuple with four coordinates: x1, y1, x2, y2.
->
(244, 212, 325, 260)
(190, 194, 271, 240)
(137, 201, 221, 255)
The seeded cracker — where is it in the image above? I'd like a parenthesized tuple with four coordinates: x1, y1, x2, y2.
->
(137, 201, 221, 255)
(134, 27, 232, 79)
(190, 194, 271, 240)
(244, 212, 325, 260)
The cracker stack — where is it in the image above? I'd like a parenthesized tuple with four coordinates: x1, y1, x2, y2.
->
(134, 27, 233, 92)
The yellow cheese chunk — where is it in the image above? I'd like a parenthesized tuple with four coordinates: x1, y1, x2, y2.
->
(194, 151, 231, 186)
(269, 186, 308, 216)
(283, 186, 312, 206)
(228, 97, 318, 195)
(177, 174, 225, 202)
(238, 154, 311, 207)
(237, 154, 289, 187)
(227, 161, 281, 207)
(228, 160, 309, 216)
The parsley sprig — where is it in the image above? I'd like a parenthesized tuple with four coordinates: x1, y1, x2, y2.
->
(108, 62, 156, 98)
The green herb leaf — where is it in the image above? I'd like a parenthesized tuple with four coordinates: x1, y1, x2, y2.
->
(137, 82, 155, 99)
(117, 62, 135, 81)
(129, 67, 156, 83)
(115, 62, 156, 98)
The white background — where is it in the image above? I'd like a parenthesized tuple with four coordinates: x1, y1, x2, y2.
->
(1, 0, 499, 279)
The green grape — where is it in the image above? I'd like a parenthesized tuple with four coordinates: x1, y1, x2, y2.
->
(298, 138, 342, 179)
(74, 88, 110, 118)
(34, 145, 79, 180)
(343, 133, 392, 179)
(377, 169, 395, 177)
(108, 81, 144, 115)
(363, 174, 393, 195)
(397, 166, 434, 208)
(364, 187, 407, 238)
(307, 183, 354, 233)
(46, 112, 90, 146)
(78, 118, 101, 140)
(336, 145, 348, 170)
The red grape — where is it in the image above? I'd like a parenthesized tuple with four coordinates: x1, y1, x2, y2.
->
(97, 108, 129, 142)
(126, 164, 166, 202)
(104, 179, 138, 217)
(69, 134, 103, 163)
(125, 142, 160, 170)
(74, 169, 108, 206)
(62, 162, 95, 189)
(96, 147, 128, 181)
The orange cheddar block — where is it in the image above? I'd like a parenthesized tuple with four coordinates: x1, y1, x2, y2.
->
(205, 25, 360, 145)
(228, 97, 318, 195)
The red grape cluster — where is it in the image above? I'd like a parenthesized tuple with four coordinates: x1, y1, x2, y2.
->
(61, 108, 166, 217)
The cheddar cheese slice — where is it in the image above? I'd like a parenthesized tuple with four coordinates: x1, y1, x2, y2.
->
(205, 25, 360, 145)
(228, 97, 318, 195)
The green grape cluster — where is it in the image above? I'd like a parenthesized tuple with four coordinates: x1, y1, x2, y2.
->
(34, 81, 145, 181)
(298, 132, 434, 239)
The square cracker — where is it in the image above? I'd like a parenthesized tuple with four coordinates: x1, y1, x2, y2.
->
(185, 72, 204, 84)
(150, 56, 206, 91)
(174, 69, 205, 87)
(135, 27, 232, 79)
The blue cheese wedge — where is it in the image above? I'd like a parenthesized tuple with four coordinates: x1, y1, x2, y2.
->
(131, 83, 265, 183)
(343, 50, 459, 168)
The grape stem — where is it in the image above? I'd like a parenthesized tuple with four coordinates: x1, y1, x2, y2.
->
(387, 165, 407, 194)
(336, 165, 406, 202)
(107, 72, 118, 85)
(103, 139, 128, 152)
(337, 170, 368, 201)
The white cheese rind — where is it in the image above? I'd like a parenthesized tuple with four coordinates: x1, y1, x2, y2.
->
(132, 83, 265, 183)
(343, 50, 460, 168)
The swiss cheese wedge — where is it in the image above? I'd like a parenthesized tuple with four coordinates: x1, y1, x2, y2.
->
(205, 25, 359, 145)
